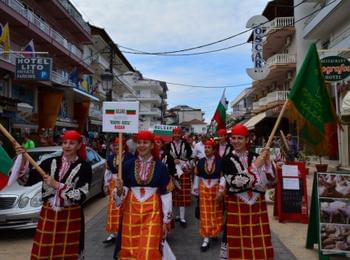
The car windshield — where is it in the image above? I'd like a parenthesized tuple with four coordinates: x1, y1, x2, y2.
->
(27, 150, 62, 164)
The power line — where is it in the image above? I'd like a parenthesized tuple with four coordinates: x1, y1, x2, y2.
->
(119, 0, 334, 57)
(117, 0, 307, 55)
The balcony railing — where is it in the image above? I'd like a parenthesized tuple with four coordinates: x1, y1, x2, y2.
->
(253, 91, 289, 111)
(266, 54, 296, 66)
(51, 71, 75, 87)
(58, 0, 91, 34)
(268, 17, 294, 30)
(1, 0, 87, 64)
(123, 94, 161, 102)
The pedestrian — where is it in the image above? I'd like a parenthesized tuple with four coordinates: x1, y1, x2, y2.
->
(286, 133, 298, 162)
(221, 124, 275, 260)
(193, 134, 208, 160)
(13, 130, 92, 259)
(21, 132, 35, 149)
(193, 139, 225, 252)
(217, 129, 233, 159)
(103, 136, 133, 245)
(113, 130, 173, 259)
(166, 127, 192, 227)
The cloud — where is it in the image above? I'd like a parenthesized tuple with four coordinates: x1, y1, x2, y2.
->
(72, 0, 269, 122)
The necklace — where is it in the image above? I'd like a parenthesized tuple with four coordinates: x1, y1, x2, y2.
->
(134, 159, 156, 185)
(204, 158, 216, 175)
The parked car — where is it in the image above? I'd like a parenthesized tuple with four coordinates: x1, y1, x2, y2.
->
(0, 146, 106, 229)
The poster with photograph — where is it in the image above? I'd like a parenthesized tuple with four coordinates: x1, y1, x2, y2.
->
(317, 172, 350, 254)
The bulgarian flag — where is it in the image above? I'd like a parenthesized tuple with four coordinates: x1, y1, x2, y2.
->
(210, 89, 228, 131)
(0, 145, 12, 190)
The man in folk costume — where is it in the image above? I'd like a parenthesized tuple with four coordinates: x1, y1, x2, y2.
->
(13, 130, 92, 259)
(221, 124, 275, 260)
(166, 127, 192, 227)
(217, 128, 233, 160)
(103, 136, 134, 244)
(193, 139, 225, 252)
(114, 131, 173, 260)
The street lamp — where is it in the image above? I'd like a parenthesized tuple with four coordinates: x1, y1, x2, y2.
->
(101, 69, 113, 101)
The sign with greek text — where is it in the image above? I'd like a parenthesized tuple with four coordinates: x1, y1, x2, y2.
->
(321, 56, 350, 82)
(15, 57, 52, 81)
(102, 101, 139, 133)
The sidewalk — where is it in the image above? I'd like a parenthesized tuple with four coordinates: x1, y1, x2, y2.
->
(85, 200, 297, 259)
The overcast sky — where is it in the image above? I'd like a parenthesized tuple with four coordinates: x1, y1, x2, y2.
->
(72, 0, 269, 122)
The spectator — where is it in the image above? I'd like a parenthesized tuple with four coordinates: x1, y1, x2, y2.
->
(22, 133, 35, 149)
(286, 133, 298, 162)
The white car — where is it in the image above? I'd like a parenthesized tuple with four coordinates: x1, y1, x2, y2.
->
(0, 146, 106, 229)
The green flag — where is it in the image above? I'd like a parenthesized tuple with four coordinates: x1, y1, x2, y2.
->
(0, 145, 12, 190)
(288, 43, 338, 145)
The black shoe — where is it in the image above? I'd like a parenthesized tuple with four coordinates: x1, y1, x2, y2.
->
(179, 219, 187, 228)
(103, 234, 116, 244)
(174, 216, 180, 222)
(200, 240, 210, 252)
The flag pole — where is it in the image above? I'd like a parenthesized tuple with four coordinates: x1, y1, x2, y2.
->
(265, 99, 289, 149)
(0, 123, 46, 177)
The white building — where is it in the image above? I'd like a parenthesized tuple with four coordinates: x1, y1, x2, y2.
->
(119, 71, 168, 130)
(296, 0, 350, 167)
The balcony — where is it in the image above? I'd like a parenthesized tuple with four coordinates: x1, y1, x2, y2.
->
(51, 71, 75, 87)
(266, 53, 296, 67)
(122, 94, 161, 104)
(253, 91, 289, 112)
(140, 108, 162, 116)
(0, 0, 93, 72)
(263, 17, 295, 59)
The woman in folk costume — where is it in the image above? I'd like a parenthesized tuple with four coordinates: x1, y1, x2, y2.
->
(14, 130, 92, 259)
(166, 127, 192, 227)
(103, 136, 133, 244)
(193, 139, 225, 252)
(217, 128, 233, 160)
(113, 131, 173, 260)
(221, 124, 275, 260)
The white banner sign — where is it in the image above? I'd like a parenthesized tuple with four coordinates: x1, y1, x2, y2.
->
(102, 101, 139, 133)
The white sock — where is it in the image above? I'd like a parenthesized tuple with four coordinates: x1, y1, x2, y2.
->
(203, 237, 209, 243)
(180, 207, 185, 220)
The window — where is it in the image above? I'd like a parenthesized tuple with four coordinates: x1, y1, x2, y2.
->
(86, 149, 100, 165)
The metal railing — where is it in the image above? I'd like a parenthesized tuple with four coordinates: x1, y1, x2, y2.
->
(58, 0, 91, 34)
(51, 71, 75, 87)
(266, 53, 296, 66)
(1, 0, 86, 64)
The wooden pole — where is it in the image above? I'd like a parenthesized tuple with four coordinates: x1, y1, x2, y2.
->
(117, 132, 123, 180)
(0, 123, 46, 177)
(266, 99, 289, 149)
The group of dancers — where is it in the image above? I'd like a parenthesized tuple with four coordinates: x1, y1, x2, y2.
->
(12, 124, 276, 259)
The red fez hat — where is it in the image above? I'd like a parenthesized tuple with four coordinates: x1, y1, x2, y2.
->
(154, 136, 163, 142)
(204, 139, 216, 148)
(63, 130, 82, 141)
(172, 127, 182, 135)
(231, 124, 249, 137)
(136, 131, 154, 142)
(217, 128, 227, 137)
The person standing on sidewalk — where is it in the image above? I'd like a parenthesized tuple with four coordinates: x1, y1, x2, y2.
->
(193, 139, 225, 252)
(221, 124, 275, 260)
(13, 130, 92, 259)
(166, 127, 192, 227)
(113, 130, 173, 259)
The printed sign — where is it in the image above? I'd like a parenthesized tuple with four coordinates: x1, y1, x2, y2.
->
(321, 56, 350, 82)
(15, 57, 52, 81)
(317, 172, 350, 254)
(102, 101, 139, 133)
(153, 124, 178, 136)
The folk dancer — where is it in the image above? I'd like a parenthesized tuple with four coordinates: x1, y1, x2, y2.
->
(113, 131, 173, 259)
(166, 127, 192, 227)
(103, 136, 133, 244)
(217, 129, 233, 160)
(14, 130, 92, 259)
(193, 139, 225, 252)
(221, 124, 275, 260)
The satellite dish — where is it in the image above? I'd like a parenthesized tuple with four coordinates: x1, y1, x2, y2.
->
(246, 15, 269, 28)
(246, 67, 270, 80)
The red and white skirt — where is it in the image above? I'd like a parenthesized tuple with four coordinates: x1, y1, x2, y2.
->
(173, 169, 191, 207)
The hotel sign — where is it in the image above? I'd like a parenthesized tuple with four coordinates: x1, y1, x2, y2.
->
(15, 57, 52, 81)
(321, 56, 350, 82)
(102, 101, 139, 133)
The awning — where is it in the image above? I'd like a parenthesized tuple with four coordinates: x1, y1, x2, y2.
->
(341, 91, 350, 116)
(73, 88, 99, 102)
(90, 119, 102, 125)
(244, 112, 267, 130)
(56, 120, 79, 128)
